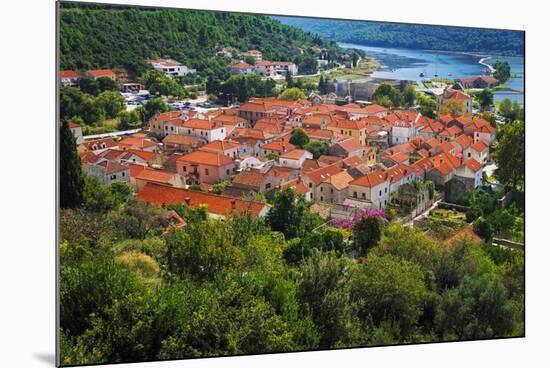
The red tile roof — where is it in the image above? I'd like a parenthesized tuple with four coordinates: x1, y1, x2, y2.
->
(304, 164, 343, 185)
(134, 168, 174, 184)
(441, 89, 470, 101)
(232, 62, 253, 69)
(342, 155, 363, 168)
(82, 138, 118, 151)
(200, 140, 242, 153)
(88, 69, 115, 78)
(262, 139, 295, 153)
(350, 170, 387, 188)
(118, 137, 157, 149)
(156, 111, 183, 123)
(95, 160, 128, 174)
(128, 163, 146, 178)
(470, 140, 488, 153)
(458, 76, 498, 85)
(137, 182, 268, 217)
(127, 149, 156, 162)
(232, 170, 269, 188)
(60, 70, 80, 79)
(335, 138, 363, 153)
(462, 158, 482, 172)
(322, 170, 354, 191)
(279, 179, 309, 194)
(280, 149, 308, 160)
(177, 150, 234, 167)
(183, 119, 224, 130)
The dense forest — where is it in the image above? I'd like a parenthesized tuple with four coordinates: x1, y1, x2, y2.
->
(275, 16, 524, 56)
(59, 183, 524, 366)
(59, 3, 340, 77)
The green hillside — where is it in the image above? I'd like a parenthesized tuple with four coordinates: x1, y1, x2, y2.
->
(275, 16, 524, 56)
(59, 2, 340, 77)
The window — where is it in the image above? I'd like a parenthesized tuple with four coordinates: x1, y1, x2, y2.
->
(205, 168, 209, 175)
(330, 188, 334, 193)
(320, 187, 323, 192)
(309, 183, 313, 188)
(320, 196, 324, 201)
(122, 172, 125, 177)
(188, 129, 191, 134)
(385, 187, 387, 193)
(183, 166, 187, 172)
(362, 193, 366, 199)
(353, 191, 357, 198)
(266, 183, 272, 190)
(379, 190, 382, 196)
(226, 169, 230, 175)
(110, 174, 116, 180)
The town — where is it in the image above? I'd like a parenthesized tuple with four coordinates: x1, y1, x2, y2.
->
(62, 59, 503, 230)
(56, 5, 526, 366)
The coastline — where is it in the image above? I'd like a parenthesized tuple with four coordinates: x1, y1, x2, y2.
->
(479, 56, 496, 73)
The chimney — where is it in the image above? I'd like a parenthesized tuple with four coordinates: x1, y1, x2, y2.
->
(230, 199, 236, 211)
(184, 196, 191, 205)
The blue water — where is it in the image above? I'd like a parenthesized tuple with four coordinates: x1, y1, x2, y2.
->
(339, 43, 524, 105)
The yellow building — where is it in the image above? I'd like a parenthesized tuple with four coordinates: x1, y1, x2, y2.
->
(327, 119, 369, 146)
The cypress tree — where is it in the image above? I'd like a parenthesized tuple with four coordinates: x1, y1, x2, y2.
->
(60, 120, 84, 208)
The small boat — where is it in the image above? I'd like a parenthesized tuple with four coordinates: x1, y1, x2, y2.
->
(448, 73, 452, 76)
(434, 73, 439, 78)
(419, 72, 425, 77)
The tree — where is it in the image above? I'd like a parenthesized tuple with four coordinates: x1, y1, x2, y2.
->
(417, 93, 437, 118)
(278, 87, 306, 101)
(60, 120, 84, 208)
(141, 69, 185, 98)
(285, 72, 294, 88)
(479, 111, 497, 127)
(352, 214, 384, 257)
(372, 83, 402, 107)
(498, 98, 524, 123)
(139, 98, 170, 123)
(476, 88, 494, 111)
(83, 175, 116, 213)
(318, 74, 329, 95)
(473, 216, 494, 241)
(493, 120, 525, 189)
(493, 60, 511, 84)
(297, 250, 359, 348)
(95, 91, 125, 119)
(79, 77, 99, 96)
(115, 200, 163, 240)
(244, 56, 256, 66)
(349, 254, 428, 337)
(303, 141, 328, 159)
(435, 274, 516, 339)
(118, 109, 142, 130)
(438, 99, 466, 116)
(96, 76, 119, 92)
(289, 128, 309, 148)
(237, 75, 248, 102)
(267, 187, 310, 239)
(373, 222, 443, 278)
(402, 84, 416, 107)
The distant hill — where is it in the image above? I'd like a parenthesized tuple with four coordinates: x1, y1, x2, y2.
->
(274, 16, 524, 56)
(59, 3, 339, 77)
